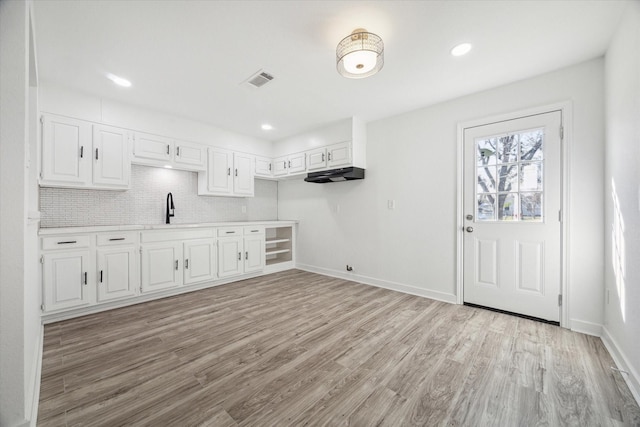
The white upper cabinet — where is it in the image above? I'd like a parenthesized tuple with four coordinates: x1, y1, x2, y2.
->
(198, 148, 254, 197)
(92, 124, 130, 188)
(41, 115, 91, 185)
(327, 141, 351, 168)
(133, 132, 206, 171)
(306, 147, 327, 171)
(234, 153, 254, 196)
(254, 156, 273, 178)
(274, 152, 306, 177)
(41, 114, 130, 190)
(174, 140, 206, 169)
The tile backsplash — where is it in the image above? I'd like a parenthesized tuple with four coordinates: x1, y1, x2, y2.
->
(40, 165, 278, 227)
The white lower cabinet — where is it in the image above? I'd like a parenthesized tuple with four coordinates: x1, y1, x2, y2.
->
(97, 246, 137, 302)
(43, 250, 92, 312)
(217, 226, 265, 279)
(183, 238, 216, 285)
(141, 241, 183, 293)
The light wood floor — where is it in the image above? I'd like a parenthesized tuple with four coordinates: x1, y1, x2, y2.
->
(38, 270, 640, 426)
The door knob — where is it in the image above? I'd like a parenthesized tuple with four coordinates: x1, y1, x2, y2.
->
(466, 226, 474, 232)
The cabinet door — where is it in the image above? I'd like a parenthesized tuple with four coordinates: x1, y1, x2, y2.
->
(273, 156, 288, 176)
(141, 242, 183, 293)
(93, 124, 130, 188)
(254, 156, 273, 178)
(174, 140, 206, 170)
(327, 142, 351, 168)
(207, 148, 234, 194)
(184, 239, 216, 285)
(244, 235, 265, 273)
(306, 148, 327, 172)
(288, 152, 307, 174)
(41, 115, 91, 185)
(234, 153, 254, 196)
(133, 132, 173, 162)
(96, 246, 137, 302)
(218, 237, 243, 278)
(43, 250, 91, 311)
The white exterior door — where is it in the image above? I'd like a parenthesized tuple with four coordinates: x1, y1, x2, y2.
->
(207, 148, 233, 194)
(141, 242, 182, 292)
(96, 247, 137, 302)
(93, 124, 130, 188)
(233, 153, 255, 196)
(463, 111, 562, 322)
(183, 239, 216, 285)
(43, 250, 91, 311)
(41, 115, 91, 185)
(218, 237, 243, 278)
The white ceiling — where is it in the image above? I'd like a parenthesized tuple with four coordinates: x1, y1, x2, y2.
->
(33, 0, 628, 141)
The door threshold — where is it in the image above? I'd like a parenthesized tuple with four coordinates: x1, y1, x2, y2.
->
(463, 302, 560, 326)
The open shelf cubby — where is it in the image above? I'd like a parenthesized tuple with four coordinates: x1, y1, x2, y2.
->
(265, 226, 293, 268)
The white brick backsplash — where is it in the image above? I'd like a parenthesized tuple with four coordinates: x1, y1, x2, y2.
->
(40, 165, 278, 227)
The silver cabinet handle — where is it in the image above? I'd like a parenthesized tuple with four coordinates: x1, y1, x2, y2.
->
(238, 252, 241, 261)
(80, 146, 84, 158)
(288, 160, 291, 168)
(108, 237, 125, 241)
(57, 240, 77, 245)
(328, 152, 332, 161)
(322, 153, 325, 161)
(245, 251, 248, 260)
(176, 146, 180, 156)
(283, 161, 287, 169)
(235, 168, 238, 177)
(167, 144, 170, 155)
(83, 272, 87, 285)
(95, 148, 99, 160)
(185, 259, 189, 269)
(100, 270, 103, 283)
(227, 167, 231, 176)
(268, 163, 272, 171)
(175, 260, 179, 270)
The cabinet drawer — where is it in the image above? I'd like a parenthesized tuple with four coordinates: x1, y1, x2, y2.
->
(244, 226, 264, 235)
(218, 227, 243, 237)
(97, 232, 137, 246)
(42, 235, 91, 250)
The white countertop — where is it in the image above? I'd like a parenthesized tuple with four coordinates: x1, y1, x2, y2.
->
(39, 220, 298, 235)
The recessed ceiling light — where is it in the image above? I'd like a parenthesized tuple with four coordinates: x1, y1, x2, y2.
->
(451, 43, 472, 57)
(163, 165, 172, 169)
(261, 124, 274, 131)
(106, 73, 132, 87)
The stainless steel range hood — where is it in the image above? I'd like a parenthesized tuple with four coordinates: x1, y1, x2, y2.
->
(304, 167, 365, 183)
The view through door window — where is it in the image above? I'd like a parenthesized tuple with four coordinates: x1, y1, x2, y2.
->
(475, 128, 544, 221)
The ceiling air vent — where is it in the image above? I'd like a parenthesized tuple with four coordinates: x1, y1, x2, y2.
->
(243, 69, 274, 89)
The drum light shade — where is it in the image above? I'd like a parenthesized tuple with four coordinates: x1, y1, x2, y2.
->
(336, 28, 384, 79)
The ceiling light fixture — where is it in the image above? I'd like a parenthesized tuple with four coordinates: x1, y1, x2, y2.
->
(261, 124, 274, 131)
(336, 28, 384, 79)
(106, 73, 132, 87)
(451, 43, 472, 57)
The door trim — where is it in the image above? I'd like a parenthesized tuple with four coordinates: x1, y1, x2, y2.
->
(456, 101, 572, 328)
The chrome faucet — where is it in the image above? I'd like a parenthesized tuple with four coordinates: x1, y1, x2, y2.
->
(166, 192, 175, 224)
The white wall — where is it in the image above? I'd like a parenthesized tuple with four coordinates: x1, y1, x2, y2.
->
(279, 59, 605, 327)
(39, 83, 274, 157)
(603, 2, 640, 402)
(0, 1, 41, 425)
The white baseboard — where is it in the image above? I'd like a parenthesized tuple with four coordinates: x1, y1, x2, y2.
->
(601, 327, 640, 406)
(27, 324, 43, 427)
(570, 318, 603, 336)
(296, 263, 457, 304)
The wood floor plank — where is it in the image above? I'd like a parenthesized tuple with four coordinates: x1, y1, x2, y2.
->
(37, 270, 640, 426)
